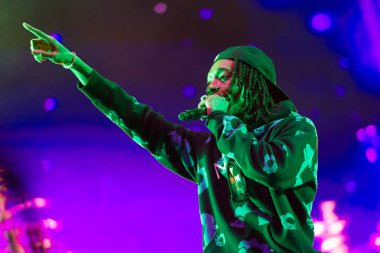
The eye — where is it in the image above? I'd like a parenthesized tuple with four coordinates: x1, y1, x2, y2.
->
(219, 75, 229, 82)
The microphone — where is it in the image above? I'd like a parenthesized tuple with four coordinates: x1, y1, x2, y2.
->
(178, 108, 206, 121)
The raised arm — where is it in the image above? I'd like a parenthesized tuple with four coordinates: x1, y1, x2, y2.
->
(23, 22, 92, 85)
(23, 22, 204, 183)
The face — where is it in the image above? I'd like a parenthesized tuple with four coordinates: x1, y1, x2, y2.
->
(206, 59, 245, 116)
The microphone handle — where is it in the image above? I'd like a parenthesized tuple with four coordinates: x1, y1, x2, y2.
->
(178, 108, 205, 121)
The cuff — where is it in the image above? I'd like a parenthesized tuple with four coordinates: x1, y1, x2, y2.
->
(77, 69, 96, 91)
(76, 69, 112, 103)
(205, 110, 229, 135)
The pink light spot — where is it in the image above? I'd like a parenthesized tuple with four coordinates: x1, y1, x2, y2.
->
(329, 220, 346, 235)
(321, 235, 344, 251)
(33, 198, 47, 208)
(311, 13, 332, 32)
(375, 236, 380, 247)
(366, 124, 377, 137)
(154, 2, 167, 14)
(314, 221, 325, 237)
(356, 128, 366, 142)
(42, 238, 52, 248)
(44, 218, 58, 230)
(320, 200, 336, 212)
(332, 245, 349, 253)
(366, 147, 378, 163)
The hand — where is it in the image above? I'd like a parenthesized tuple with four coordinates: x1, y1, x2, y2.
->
(23, 22, 74, 66)
(198, 95, 229, 115)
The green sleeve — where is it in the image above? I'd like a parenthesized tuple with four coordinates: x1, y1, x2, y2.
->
(78, 70, 205, 183)
(206, 111, 318, 190)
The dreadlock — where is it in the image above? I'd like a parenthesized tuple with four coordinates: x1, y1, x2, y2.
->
(231, 59, 275, 124)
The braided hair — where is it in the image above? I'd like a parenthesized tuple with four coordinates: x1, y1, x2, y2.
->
(231, 59, 275, 124)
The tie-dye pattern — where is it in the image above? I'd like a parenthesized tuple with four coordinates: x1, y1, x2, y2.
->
(80, 70, 320, 253)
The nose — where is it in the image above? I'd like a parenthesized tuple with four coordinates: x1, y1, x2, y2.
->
(206, 82, 220, 95)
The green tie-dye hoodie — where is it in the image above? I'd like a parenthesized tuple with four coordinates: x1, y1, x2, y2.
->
(79, 70, 319, 253)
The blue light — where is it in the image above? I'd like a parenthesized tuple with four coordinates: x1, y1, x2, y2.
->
(199, 8, 213, 20)
(182, 84, 197, 98)
(310, 13, 333, 32)
(44, 97, 58, 112)
(50, 33, 63, 43)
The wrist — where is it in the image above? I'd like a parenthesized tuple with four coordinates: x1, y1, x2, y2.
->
(63, 52, 76, 69)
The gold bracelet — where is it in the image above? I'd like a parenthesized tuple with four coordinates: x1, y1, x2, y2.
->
(63, 52, 76, 69)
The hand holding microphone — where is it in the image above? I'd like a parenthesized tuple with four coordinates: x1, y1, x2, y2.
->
(178, 95, 229, 121)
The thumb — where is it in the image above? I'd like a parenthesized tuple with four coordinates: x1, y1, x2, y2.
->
(32, 50, 56, 59)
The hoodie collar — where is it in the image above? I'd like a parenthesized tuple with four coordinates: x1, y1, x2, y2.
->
(246, 100, 297, 130)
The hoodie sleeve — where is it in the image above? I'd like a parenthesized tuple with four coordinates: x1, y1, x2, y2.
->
(206, 110, 318, 190)
(78, 70, 205, 183)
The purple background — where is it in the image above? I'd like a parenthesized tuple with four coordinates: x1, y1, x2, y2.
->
(1, 0, 380, 252)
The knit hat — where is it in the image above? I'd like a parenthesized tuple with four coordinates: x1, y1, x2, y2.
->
(214, 45, 290, 102)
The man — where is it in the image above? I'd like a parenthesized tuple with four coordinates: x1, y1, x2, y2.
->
(23, 22, 319, 252)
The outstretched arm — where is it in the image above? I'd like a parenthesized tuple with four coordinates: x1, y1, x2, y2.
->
(23, 22, 203, 183)
(23, 22, 92, 85)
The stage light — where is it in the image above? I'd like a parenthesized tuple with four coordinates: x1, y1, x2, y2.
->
(42, 238, 52, 249)
(321, 200, 336, 214)
(44, 97, 58, 112)
(321, 236, 345, 252)
(365, 147, 378, 163)
(356, 128, 366, 142)
(199, 8, 213, 20)
(370, 233, 380, 249)
(366, 124, 377, 137)
(182, 84, 196, 98)
(310, 13, 333, 32)
(375, 236, 380, 247)
(329, 220, 346, 235)
(43, 218, 58, 230)
(330, 245, 348, 253)
(154, 2, 167, 14)
(33, 197, 47, 208)
(314, 200, 349, 252)
(50, 33, 62, 43)
(314, 221, 325, 237)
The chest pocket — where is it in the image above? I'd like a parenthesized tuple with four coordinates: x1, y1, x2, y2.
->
(214, 155, 250, 201)
(225, 160, 250, 201)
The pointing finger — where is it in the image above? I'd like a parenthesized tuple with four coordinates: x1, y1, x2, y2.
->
(23, 22, 54, 43)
